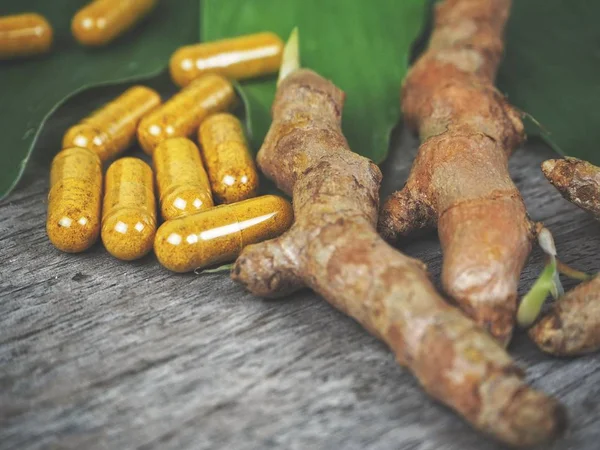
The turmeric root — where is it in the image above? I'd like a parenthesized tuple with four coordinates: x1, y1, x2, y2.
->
(231, 63, 565, 445)
(379, 0, 533, 344)
(530, 276, 600, 356)
(542, 157, 600, 221)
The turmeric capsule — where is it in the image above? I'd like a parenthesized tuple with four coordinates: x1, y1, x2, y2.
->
(63, 86, 161, 162)
(154, 195, 293, 273)
(47, 147, 102, 253)
(137, 74, 235, 155)
(153, 138, 214, 220)
(72, 0, 157, 47)
(198, 113, 259, 204)
(0, 13, 52, 59)
(170, 32, 284, 87)
(102, 157, 156, 260)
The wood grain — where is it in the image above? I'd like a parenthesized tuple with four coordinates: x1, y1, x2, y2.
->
(1, 124, 599, 449)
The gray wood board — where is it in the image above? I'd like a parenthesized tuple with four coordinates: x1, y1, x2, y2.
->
(1, 127, 599, 450)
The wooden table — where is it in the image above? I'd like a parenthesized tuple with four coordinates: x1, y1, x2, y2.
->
(2, 124, 599, 449)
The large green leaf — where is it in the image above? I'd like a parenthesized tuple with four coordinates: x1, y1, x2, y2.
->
(498, 0, 600, 163)
(0, 0, 197, 200)
(201, 0, 428, 161)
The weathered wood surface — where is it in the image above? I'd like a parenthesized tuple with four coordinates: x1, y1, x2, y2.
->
(1, 125, 599, 449)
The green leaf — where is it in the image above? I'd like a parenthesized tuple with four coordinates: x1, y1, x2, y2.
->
(0, 0, 198, 200)
(201, 0, 428, 161)
(498, 0, 600, 163)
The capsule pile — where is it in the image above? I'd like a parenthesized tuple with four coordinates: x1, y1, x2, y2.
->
(45, 31, 292, 271)
(0, 0, 161, 59)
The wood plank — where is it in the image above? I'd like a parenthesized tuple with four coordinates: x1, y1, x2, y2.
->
(1, 131, 599, 450)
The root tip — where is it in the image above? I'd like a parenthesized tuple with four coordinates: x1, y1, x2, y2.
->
(505, 388, 568, 446)
(443, 274, 517, 345)
(528, 314, 566, 356)
(541, 159, 558, 178)
(377, 213, 399, 244)
(232, 243, 304, 298)
(378, 192, 409, 244)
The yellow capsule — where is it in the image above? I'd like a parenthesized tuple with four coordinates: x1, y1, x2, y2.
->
(0, 13, 53, 60)
(198, 113, 259, 204)
(137, 74, 235, 155)
(102, 157, 156, 260)
(170, 32, 284, 87)
(63, 86, 161, 162)
(47, 147, 102, 253)
(72, 0, 157, 47)
(155, 195, 294, 273)
(153, 138, 214, 220)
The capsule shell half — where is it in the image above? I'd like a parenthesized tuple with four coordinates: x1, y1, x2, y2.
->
(155, 195, 293, 272)
(170, 32, 284, 87)
(0, 13, 53, 59)
(47, 147, 102, 253)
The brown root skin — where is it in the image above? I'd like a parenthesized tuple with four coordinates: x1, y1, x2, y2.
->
(378, 0, 533, 344)
(542, 158, 600, 221)
(529, 276, 600, 356)
(232, 68, 565, 447)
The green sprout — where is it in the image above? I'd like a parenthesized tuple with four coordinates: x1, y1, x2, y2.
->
(194, 263, 234, 275)
(517, 257, 558, 327)
(517, 227, 593, 327)
(278, 27, 300, 86)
